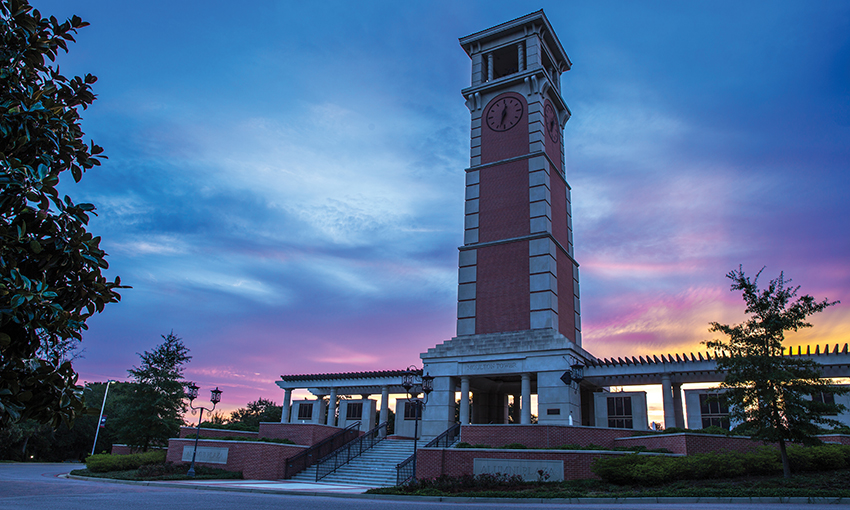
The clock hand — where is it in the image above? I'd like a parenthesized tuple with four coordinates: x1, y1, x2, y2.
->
(500, 105, 508, 128)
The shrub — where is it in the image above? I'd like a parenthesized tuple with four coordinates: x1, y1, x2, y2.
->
(86, 451, 166, 473)
(592, 445, 850, 485)
(197, 422, 258, 432)
(789, 444, 847, 472)
(195, 435, 294, 444)
(501, 443, 527, 449)
(135, 462, 242, 479)
(400, 473, 525, 492)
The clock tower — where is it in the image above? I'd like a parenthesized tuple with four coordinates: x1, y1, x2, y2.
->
(456, 11, 579, 342)
(420, 11, 589, 436)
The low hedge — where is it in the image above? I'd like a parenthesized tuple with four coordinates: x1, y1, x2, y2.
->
(86, 451, 167, 473)
(592, 444, 850, 485)
(195, 435, 294, 444)
(455, 442, 670, 453)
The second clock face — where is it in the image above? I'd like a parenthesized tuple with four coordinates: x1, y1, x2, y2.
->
(486, 97, 523, 132)
(544, 103, 559, 143)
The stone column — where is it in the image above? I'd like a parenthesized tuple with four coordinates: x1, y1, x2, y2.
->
(281, 388, 292, 423)
(380, 385, 390, 428)
(661, 375, 675, 430)
(518, 41, 525, 71)
(487, 53, 494, 81)
(459, 376, 470, 424)
(328, 388, 338, 427)
(672, 383, 685, 428)
(521, 373, 532, 425)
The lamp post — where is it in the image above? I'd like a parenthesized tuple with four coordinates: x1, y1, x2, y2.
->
(91, 380, 115, 457)
(401, 365, 433, 481)
(185, 383, 222, 478)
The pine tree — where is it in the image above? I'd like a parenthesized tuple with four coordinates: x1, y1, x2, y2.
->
(114, 333, 191, 450)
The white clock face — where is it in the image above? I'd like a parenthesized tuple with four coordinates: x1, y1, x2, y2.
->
(486, 97, 523, 132)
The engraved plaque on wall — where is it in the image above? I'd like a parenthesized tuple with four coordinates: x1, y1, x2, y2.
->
(182, 446, 229, 464)
(473, 458, 564, 481)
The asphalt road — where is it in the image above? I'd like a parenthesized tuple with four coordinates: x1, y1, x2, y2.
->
(0, 463, 846, 510)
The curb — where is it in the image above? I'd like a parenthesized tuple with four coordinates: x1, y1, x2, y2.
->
(62, 474, 850, 504)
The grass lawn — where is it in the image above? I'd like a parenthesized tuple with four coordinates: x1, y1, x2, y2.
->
(366, 470, 850, 499)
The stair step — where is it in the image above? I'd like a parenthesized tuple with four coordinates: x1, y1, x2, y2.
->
(287, 438, 418, 486)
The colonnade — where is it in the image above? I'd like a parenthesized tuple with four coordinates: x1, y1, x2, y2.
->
(279, 386, 392, 426)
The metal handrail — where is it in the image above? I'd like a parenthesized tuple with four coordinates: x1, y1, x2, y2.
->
(283, 422, 360, 479)
(425, 422, 461, 448)
(396, 453, 415, 486)
(396, 423, 461, 485)
(315, 421, 388, 481)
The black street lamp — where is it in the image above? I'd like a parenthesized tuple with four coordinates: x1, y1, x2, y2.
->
(401, 365, 433, 481)
(185, 384, 222, 478)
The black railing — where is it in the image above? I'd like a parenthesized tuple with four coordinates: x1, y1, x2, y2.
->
(396, 423, 462, 485)
(425, 422, 461, 448)
(315, 421, 387, 481)
(396, 454, 415, 486)
(283, 422, 360, 479)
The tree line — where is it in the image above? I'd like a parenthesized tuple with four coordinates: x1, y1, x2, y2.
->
(0, 332, 281, 461)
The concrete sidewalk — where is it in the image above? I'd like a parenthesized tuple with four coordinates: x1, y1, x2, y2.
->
(63, 474, 378, 495)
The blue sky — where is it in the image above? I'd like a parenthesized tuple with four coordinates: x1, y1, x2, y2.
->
(34, 0, 850, 415)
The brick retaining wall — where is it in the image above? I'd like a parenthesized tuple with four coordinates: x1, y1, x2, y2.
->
(614, 433, 767, 455)
(416, 447, 667, 480)
(258, 422, 348, 445)
(167, 438, 306, 480)
(817, 434, 850, 445)
(178, 427, 259, 439)
(460, 424, 633, 449)
(177, 423, 349, 446)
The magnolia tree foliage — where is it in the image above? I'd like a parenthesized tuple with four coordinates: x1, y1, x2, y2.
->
(705, 267, 844, 478)
(0, 0, 126, 427)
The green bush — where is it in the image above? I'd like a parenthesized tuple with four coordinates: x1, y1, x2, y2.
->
(195, 435, 294, 444)
(197, 422, 258, 432)
(86, 451, 166, 473)
(592, 445, 850, 485)
(501, 443, 527, 449)
(788, 444, 847, 472)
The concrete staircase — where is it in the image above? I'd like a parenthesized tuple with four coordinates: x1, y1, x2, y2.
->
(289, 438, 416, 487)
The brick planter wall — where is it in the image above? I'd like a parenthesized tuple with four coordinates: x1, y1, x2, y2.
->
(817, 434, 850, 445)
(178, 427, 259, 439)
(460, 424, 633, 449)
(416, 447, 671, 481)
(167, 438, 307, 480)
(614, 433, 767, 455)
(258, 423, 350, 445)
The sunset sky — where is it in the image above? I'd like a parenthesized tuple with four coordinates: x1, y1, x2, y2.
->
(34, 0, 850, 418)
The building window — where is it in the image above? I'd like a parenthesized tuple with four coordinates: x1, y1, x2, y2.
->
(699, 393, 730, 429)
(812, 392, 837, 415)
(546, 408, 560, 415)
(607, 396, 633, 429)
(404, 401, 422, 420)
(347, 402, 363, 420)
(297, 403, 313, 420)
